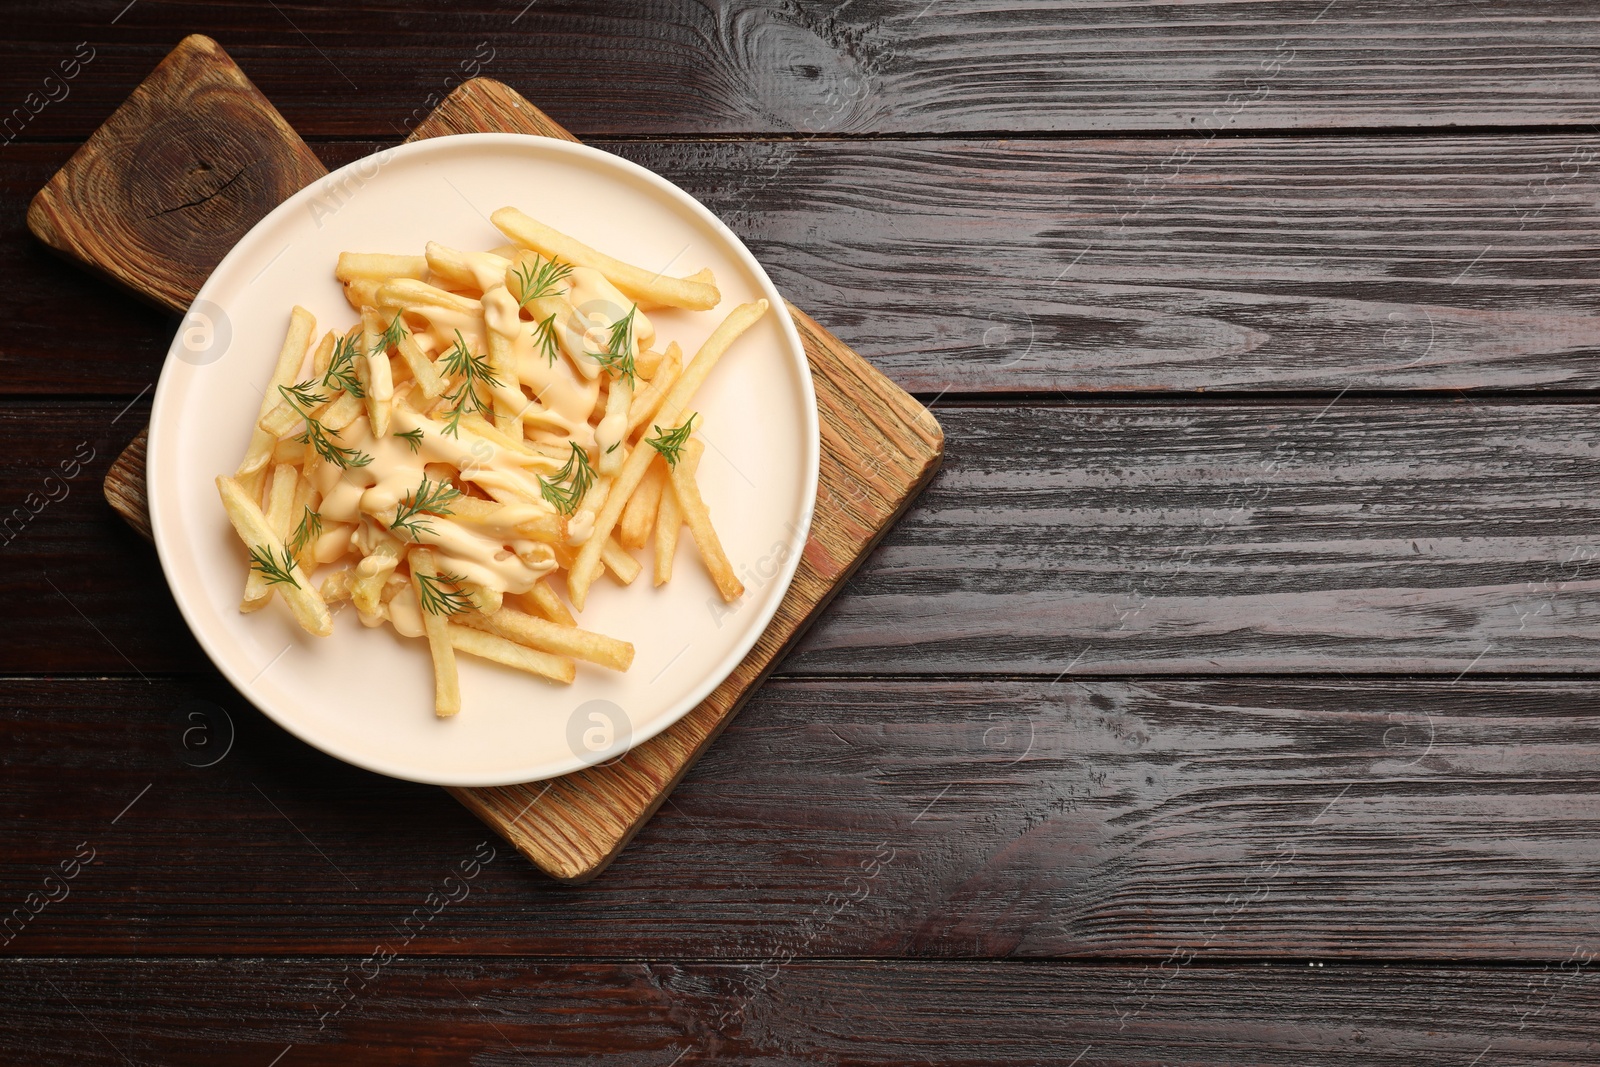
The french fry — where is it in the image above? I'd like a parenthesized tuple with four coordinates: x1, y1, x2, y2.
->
(667, 437, 743, 602)
(425, 242, 511, 291)
(518, 579, 576, 627)
(446, 624, 576, 684)
(459, 607, 633, 672)
(319, 392, 365, 433)
(567, 300, 767, 609)
(384, 316, 448, 398)
(653, 438, 696, 586)
(458, 581, 504, 616)
(635, 268, 717, 312)
(216, 475, 332, 637)
(410, 548, 461, 716)
(358, 309, 392, 438)
(490, 207, 721, 311)
(634, 347, 664, 380)
(238, 307, 316, 477)
(619, 462, 664, 550)
(343, 278, 382, 311)
(378, 278, 482, 317)
(602, 536, 641, 586)
(242, 463, 301, 612)
(596, 374, 632, 475)
(258, 331, 338, 439)
(337, 252, 428, 284)
(627, 342, 680, 437)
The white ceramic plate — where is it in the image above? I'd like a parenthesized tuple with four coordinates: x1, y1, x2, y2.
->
(148, 133, 818, 787)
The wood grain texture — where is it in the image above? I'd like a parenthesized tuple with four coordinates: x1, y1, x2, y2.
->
(26, 35, 325, 313)
(9, 676, 1600, 960)
(15, 399, 1600, 676)
(9, 3, 1600, 137)
(15, 129, 1600, 396)
(43, 56, 940, 880)
(5, 958, 1596, 1066)
(621, 134, 1600, 394)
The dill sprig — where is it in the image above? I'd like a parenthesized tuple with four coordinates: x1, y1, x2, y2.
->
(248, 544, 300, 588)
(388, 476, 461, 541)
(415, 570, 474, 616)
(646, 414, 699, 468)
(286, 506, 323, 556)
(323, 334, 365, 398)
(538, 441, 596, 516)
(532, 311, 560, 366)
(438, 330, 499, 437)
(441, 330, 499, 389)
(278, 380, 329, 411)
(372, 312, 408, 354)
(511, 257, 573, 308)
(586, 304, 638, 382)
(395, 427, 425, 453)
(296, 416, 373, 469)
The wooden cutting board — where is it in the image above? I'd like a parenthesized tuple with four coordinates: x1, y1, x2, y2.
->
(29, 35, 943, 882)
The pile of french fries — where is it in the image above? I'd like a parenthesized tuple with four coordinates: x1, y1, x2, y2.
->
(216, 205, 767, 716)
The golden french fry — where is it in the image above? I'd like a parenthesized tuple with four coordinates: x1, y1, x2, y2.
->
(517, 579, 576, 627)
(319, 567, 355, 603)
(602, 535, 641, 586)
(634, 347, 664, 380)
(619, 462, 664, 550)
(337, 252, 429, 284)
(425, 242, 511, 291)
(567, 300, 767, 609)
(271, 437, 308, 466)
(242, 463, 301, 611)
(378, 278, 482, 317)
(384, 316, 448, 398)
(459, 607, 633, 672)
(653, 438, 697, 586)
(627, 342, 681, 438)
(446, 624, 575, 684)
(458, 581, 504, 616)
(635, 268, 717, 312)
(410, 548, 461, 717)
(358, 309, 392, 438)
(319, 392, 365, 433)
(667, 437, 743, 602)
(238, 307, 316, 477)
(216, 475, 332, 637)
(491, 207, 721, 311)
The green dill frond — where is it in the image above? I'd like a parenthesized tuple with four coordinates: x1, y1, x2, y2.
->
(323, 334, 366, 398)
(586, 304, 638, 382)
(395, 427, 425, 453)
(646, 414, 699, 468)
(248, 544, 300, 588)
(286, 506, 323, 556)
(278, 380, 329, 411)
(415, 570, 474, 616)
(388, 476, 461, 541)
(511, 256, 573, 308)
(299, 417, 373, 469)
(372, 312, 409, 354)
(538, 441, 596, 516)
(533, 311, 560, 366)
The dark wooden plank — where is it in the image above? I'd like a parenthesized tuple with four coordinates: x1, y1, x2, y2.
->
(640, 135, 1600, 395)
(8, 675, 1600, 958)
(14, 398, 1600, 676)
(15, 132, 1600, 396)
(3, 960, 1598, 1066)
(9, 2, 1600, 137)
(28, 34, 326, 314)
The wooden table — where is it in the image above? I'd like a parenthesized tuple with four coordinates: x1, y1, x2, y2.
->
(5, 3, 1600, 1063)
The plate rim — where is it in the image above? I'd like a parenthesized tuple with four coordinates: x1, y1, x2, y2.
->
(146, 131, 820, 787)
